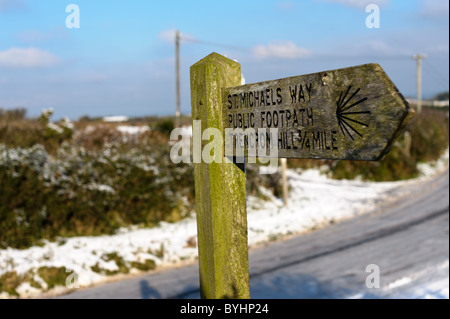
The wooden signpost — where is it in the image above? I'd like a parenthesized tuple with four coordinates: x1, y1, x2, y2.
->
(223, 63, 412, 161)
(190, 52, 413, 299)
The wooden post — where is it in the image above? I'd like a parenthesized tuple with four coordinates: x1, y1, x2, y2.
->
(280, 158, 288, 206)
(190, 55, 412, 299)
(403, 131, 411, 157)
(190, 52, 250, 299)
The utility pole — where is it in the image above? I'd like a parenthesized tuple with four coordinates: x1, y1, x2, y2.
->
(413, 54, 427, 113)
(175, 30, 181, 128)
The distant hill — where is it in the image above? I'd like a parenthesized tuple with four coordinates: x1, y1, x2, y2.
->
(433, 91, 449, 101)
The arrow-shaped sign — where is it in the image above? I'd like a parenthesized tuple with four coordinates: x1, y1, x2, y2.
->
(223, 63, 413, 161)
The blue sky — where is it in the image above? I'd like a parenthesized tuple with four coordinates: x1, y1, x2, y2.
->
(0, 0, 448, 120)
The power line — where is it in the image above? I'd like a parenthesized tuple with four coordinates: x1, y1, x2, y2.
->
(422, 59, 449, 84)
(294, 54, 412, 61)
(180, 36, 249, 52)
(175, 33, 442, 117)
(180, 35, 414, 61)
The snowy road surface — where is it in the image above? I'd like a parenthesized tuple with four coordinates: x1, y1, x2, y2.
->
(56, 168, 449, 299)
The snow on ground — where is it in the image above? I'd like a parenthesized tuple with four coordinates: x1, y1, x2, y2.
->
(0, 149, 448, 299)
(177, 125, 192, 137)
(116, 125, 149, 135)
(391, 260, 450, 299)
(417, 148, 449, 177)
(247, 168, 401, 246)
(363, 260, 449, 299)
(103, 116, 129, 123)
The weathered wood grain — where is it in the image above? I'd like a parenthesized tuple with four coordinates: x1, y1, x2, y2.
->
(223, 63, 413, 160)
(190, 52, 250, 299)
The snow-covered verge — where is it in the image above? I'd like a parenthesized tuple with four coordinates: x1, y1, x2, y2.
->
(0, 149, 448, 299)
(346, 260, 449, 299)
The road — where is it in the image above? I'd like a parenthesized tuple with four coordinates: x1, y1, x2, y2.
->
(56, 168, 449, 299)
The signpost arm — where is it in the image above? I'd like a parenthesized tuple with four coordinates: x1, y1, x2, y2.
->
(190, 52, 250, 299)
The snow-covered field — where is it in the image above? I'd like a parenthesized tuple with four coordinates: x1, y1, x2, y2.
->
(0, 150, 448, 299)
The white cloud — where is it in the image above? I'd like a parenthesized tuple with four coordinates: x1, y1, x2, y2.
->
(421, 0, 449, 19)
(253, 41, 312, 59)
(0, 47, 61, 69)
(319, 0, 388, 9)
(277, 1, 295, 11)
(429, 44, 449, 54)
(158, 29, 196, 44)
(158, 29, 177, 43)
(0, 0, 25, 12)
(17, 27, 69, 43)
(358, 40, 393, 55)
